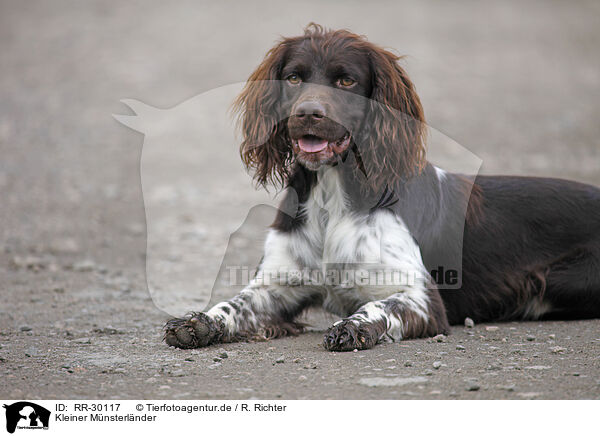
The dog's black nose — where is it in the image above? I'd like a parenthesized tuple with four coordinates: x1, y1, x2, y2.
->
(294, 100, 326, 119)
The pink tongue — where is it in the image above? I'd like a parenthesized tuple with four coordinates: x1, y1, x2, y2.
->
(297, 137, 329, 153)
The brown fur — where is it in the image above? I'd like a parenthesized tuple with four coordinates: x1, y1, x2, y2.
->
(232, 23, 427, 192)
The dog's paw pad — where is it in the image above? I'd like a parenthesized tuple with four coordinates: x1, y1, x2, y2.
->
(323, 320, 377, 352)
(164, 312, 221, 349)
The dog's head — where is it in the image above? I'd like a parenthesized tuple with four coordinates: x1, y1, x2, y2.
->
(233, 24, 426, 191)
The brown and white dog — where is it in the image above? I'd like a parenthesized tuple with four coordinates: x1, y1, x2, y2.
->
(164, 24, 600, 351)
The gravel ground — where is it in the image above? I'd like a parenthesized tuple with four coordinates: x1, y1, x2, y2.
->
(1, 0, 599, 400)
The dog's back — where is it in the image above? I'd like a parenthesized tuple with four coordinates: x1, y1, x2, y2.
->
(442, 175, 600, 323)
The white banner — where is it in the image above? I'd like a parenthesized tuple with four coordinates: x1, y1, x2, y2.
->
(0, 400, 596, 436)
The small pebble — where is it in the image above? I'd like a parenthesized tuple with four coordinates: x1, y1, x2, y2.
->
(499, 384, 515, 392)
(49, 237, 80, 254)
(93, 327, 123, 335)
(72, 259, 96, 272)
(525, 365, 551, 370)
(485, 326, 499, 332)
(550, 346, 566, 354)
(464, 317, 475, 328)
(298, 375, 307, 381)
(19, 325, 32, 332)
(218, 350, 228, 359)
(293, 358, 301, 364)
(432, 361, 442, 370)
(456, 345, 466, 351)
(25, 347, 42, 357)
(213, 357, 222, 362)
(548, 334, 556, 340)
(517, 392, 540, 399)
(423, 369, 434, 376)
(466, 383, 481, 392)
(433, 334, 446, 343)
(526, 335, 536, 341)
(275, 355, 285, 364)
(11, 256, 46, 270)
(404, 361, 413, 367)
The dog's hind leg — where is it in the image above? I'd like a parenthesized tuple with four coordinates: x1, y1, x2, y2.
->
(323, 288, 449, 351)
(537, 243, 600, 320)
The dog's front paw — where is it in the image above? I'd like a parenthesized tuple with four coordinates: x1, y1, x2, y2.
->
(164, 312, 223, 349)
(323, 320, 379, 352)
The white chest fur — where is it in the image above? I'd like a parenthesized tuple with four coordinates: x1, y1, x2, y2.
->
(259, 168, 430, 316)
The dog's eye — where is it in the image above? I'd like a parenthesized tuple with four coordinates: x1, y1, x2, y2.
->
(286, 74, 301, 85)
(338, 77, 356, 87)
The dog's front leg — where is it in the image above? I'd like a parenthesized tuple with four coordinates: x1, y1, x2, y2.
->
(164, 230, 321, 349)
(323, 290, 449, 351)
(164, 282, 320, 349)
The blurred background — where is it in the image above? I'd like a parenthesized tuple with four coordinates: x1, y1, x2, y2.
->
(1, 0, 599, 275)
(1, 0, 599, 400)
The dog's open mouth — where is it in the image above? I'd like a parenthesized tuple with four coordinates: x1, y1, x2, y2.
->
(293, 133, 351, 155)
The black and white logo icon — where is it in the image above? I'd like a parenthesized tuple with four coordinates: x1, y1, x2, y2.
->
(3, 402, 50, 434)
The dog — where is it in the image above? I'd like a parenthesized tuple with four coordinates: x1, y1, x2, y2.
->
(164, 24, 600, 352)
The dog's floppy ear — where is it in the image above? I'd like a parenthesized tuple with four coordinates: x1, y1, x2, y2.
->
(359, 47, 427, 191)
(232, 41, 292, 189)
